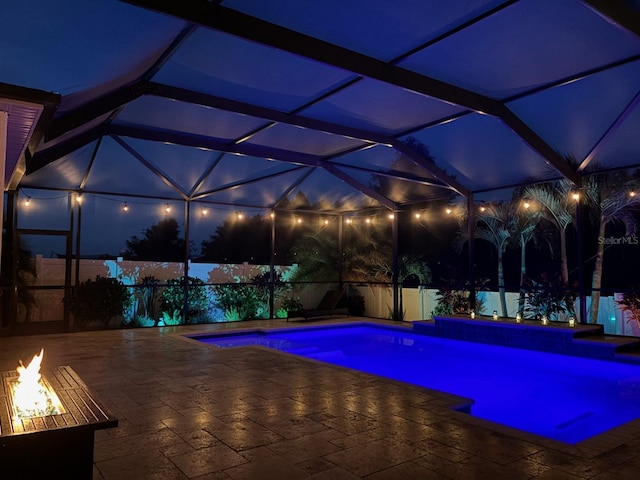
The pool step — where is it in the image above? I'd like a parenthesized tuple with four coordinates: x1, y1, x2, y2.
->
(422, 316, 640, 363)
(571, 334, 640, 361)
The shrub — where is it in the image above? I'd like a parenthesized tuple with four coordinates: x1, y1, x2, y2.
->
(432, 287, 484, 317)
(213, 283, 263, 320)
(73, 275, 132, 328)
(615, 289, 640, 326)
(160, 277, 210, 324)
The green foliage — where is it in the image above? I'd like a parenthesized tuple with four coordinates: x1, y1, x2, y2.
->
(223, 308, 242, 321)
(275, 307, 288, 318)
(432, 287, 482, 317)
(73, 275, 133, 328)
(616, 290, 640, 326)
(213, 270, 288, 321)
(281, 296, 303, 312)
(522, 278, 576, 320)
(160, 277, 210, 324)
(212, 283, 264, 320)
(137, 275, 160, 322)
(161, 309, 182, 326)
(126, 315, 155, 328)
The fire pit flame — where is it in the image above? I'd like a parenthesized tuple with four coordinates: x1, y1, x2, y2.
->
(10, 348, 64, 420)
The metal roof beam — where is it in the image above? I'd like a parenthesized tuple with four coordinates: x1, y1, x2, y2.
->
(321, 163, 396, 210)
(124, 1, 500, 115)
(123, 0, 578, 186)
(150, 82, 385, 145)
(390, 140, 470, 197)
(582, 0, 640, 39)
(46, 81, 152, 141)
(108, 124, 324, 167)
(27, 124, 107, 174)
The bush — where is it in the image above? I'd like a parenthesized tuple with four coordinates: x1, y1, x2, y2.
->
(213, 270, 289, 320)
(73, 275, 132, 328)
(432, 287, 483, 317)
(160, 277, 210, 324)
(213, 283, 264, 320)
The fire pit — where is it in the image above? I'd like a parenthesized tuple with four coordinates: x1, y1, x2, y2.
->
(0, 350, 118, 478)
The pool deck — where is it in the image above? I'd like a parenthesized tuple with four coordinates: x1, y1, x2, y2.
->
(2, 317, 640, 479)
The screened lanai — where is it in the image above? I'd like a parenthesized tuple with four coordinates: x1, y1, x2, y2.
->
(2, 0, 640, 335)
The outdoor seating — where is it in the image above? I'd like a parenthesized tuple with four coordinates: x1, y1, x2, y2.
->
(287, 289, 349, 321)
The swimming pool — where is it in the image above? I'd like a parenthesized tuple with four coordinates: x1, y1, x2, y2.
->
(191, 323, 640, 444)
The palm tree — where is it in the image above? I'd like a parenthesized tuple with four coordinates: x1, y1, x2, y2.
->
(583, 171, 640, 324)
(369, 251, 432, 319)
(510, 200, 545, 314)
(474, 202, 512, 317)
(522, 180, 575, 284)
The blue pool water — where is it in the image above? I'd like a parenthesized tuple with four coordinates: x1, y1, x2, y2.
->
(192, 324, 640, 444)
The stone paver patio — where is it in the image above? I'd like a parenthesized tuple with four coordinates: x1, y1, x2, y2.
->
(2, 318, 640, 479)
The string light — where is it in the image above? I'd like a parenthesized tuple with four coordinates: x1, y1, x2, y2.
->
(414, 213, 421, 219)
(365, 217, 371, 224)
(572, 192, 579, 201)
(237, 212, 244, 220)
(24, 196, 31, 207)
(165, 204, 171, 213)
(296, 217, 302, 224)
(346, 218, 352, 224)
(123, 202, 129, 212)
(523, 201, 530, 209)
(76, 194, 83, 205)
(445, 208, 452, 215)
(630, 191, 636, 198)
(388, 213, 394, 220)
(201, 206, 208, 216)
(479, 206, 486, 212)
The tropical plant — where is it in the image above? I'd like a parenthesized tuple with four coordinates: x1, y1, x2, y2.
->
(582, 170, 640, 323)
(369, 251, 432, 319)
(160, 276, 210, 324)
(137, 275, 160, 324)
(472, 202, 512, 317)
(508, 197, 548, 314)
(72, 275, 133, 328)
(615, 289, 640, 327)
(289, 230, 340, 283)
(522, 275, 576, 320)
(212, 283, 262, 320)
(281, 296, 303, 313)
(431, 284, 485, 317)
(522, 179, 576, 284)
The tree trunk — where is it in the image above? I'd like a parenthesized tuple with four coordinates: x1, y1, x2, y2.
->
(588, 219, 606, 324)
(518, 237, 526, 313)
(560, 227, 568, 285)
(498, 249, 508, 317)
